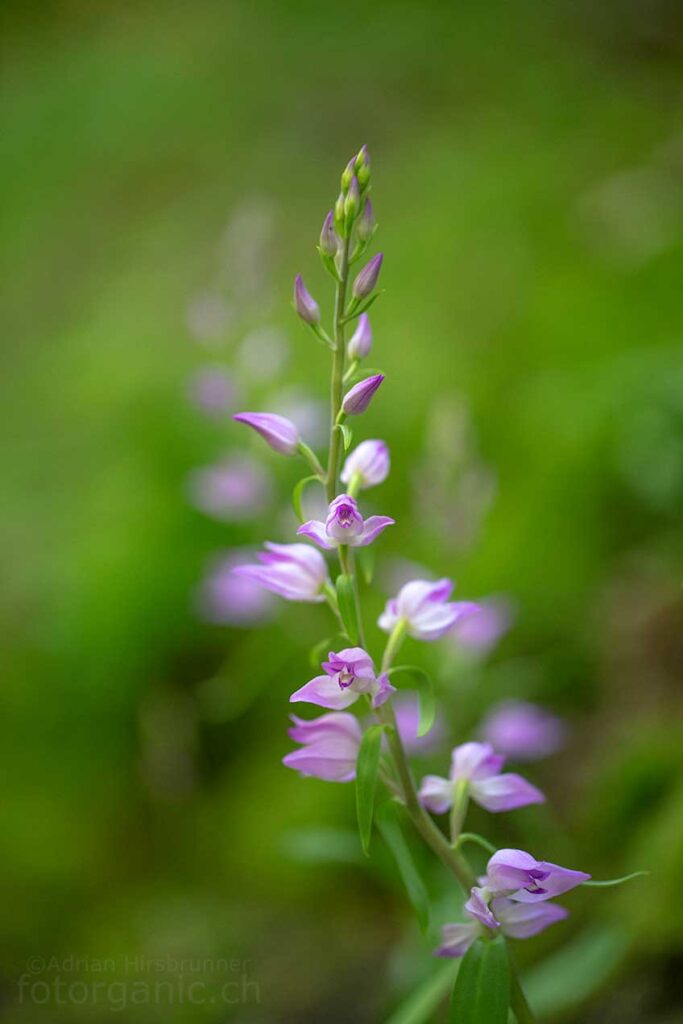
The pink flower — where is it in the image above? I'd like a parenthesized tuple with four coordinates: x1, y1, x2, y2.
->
(379, 578, 479, 641)
(233, 412, 300, 455)
(290, 647, 395, 711)
(484, 849, 591, 903)
(298, 494, 394, 550)
(341, 440, 390, 490)
(283, 713, 362, 782)
(436, 898, 569, 958)
(232, 542, 330, 602)
(418, 742, 545, 815)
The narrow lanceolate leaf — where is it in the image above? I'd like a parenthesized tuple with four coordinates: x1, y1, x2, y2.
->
(388, 666, 436, 737)
(292, 475, 320, 523)
(355, 725, 387, 855)
(336, 574, 360, 645)
(376, 802, 430, 932)
(449, 936, 509, 1024)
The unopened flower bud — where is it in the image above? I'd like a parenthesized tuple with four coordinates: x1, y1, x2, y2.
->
(344, 176, 360, 223)
(334, 191, 346, 234)
(319, 211, 338, 257)
(233, 412, 301, 455)
(342, 373, 384, 416)
(355, 144, 371, 188)
(356, 199, 375, 242)
(293, 274, 320, 324)
(352, 253, 383, 300)
(341, 156, 356, 193)
(341, 439, 390, 489)
(347, 313, 372, 360)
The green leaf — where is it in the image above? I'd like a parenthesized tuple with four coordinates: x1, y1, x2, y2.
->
(583, 871, 648, 888)
(376, 802, 430, 931)
(336, 574, 359, 645)
(449, 936, 510, 1024)
(292, 475, 319, 522)
(386, 963, 457, 1024)
(356, 545, 375, 585)
(355, 724, 387, 855)
(335, 422, 353, 451)
(388, 666, 436, 737)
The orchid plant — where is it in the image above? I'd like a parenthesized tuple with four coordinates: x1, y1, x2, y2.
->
(230, 147, 641, 1022)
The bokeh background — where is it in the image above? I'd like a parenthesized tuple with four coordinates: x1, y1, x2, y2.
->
(2, 1, 683, 1020)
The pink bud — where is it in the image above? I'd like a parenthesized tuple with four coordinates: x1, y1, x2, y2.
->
(352, 253, 383, 300)
(293, 274, 320, 324)
(347, 313, 372, 360)
(233, 412, 300, 455)
(342, 374, 384, 416)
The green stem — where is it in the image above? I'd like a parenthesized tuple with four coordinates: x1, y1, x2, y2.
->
(297, 441, 325, 478)
(326, 235, 351, 503)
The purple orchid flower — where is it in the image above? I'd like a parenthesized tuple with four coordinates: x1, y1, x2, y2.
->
(436, 897, 568, 958)
(378, 578, 480, 642)
(290, 646, 395, 711)
(298, 494, 394, 550)
(232, 542, 330, 602)
(418, 741, 545, 815)
(293, 274, 321, 324)
(347, 313, 372, 360)
(479, 700, 566, 762)
(341, 439, 390, 490)
(483, 849, 591, 903)
(233, 412, 300, 455)
(342, 374, 384, 415)
(283, 713, 362, 782)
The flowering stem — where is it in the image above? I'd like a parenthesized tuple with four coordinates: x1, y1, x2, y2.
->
(326, 235, 351, 502)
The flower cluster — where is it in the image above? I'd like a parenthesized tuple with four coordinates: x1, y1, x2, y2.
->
(224, 147, 597, 1012)
(437, 849, 590, 957)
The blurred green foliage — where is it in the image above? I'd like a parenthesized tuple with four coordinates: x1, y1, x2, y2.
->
(1, 0, 682, 1020)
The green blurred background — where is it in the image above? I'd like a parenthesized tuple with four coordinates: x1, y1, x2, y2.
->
(2, 0, 682, 1020)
